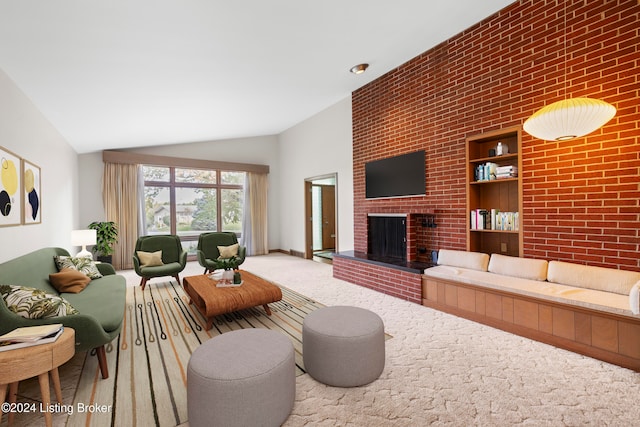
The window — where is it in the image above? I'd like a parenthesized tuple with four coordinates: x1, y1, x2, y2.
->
(143, 166, 245, 256)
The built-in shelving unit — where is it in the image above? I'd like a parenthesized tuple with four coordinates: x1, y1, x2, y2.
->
(466, 126, 523, 257)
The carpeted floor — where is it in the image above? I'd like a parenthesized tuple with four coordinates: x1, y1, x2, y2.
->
(64, 279, 323, 427)
(5, 253, 640, 426)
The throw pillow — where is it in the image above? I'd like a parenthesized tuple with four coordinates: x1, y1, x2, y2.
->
(137, 250, 164, 267)
(0, 284, 79, 319)
(54, 256, 103, 279)
(49, 268, 91, 293)
(218, 243, 239, 259)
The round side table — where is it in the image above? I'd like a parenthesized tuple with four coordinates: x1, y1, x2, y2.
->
(0, 327, 75, 427)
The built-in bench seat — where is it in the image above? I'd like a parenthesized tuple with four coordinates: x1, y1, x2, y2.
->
(422, 250, 640, 371)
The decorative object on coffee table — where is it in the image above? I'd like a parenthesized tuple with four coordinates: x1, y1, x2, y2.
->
(212, 255, 240, 285)
(183, 270, 282, 330)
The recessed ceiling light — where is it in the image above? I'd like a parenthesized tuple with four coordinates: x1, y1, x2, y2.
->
(349, 63, 369, 75)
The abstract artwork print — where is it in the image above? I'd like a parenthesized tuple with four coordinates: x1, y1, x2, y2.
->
(0, 147, 21, 227)
(22, 159, 41, 224)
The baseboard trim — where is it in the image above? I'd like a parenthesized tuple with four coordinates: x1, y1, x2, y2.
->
(289, 250, 305, 258)
(267, 249, 305, 258)
(269, 249, 290, 255)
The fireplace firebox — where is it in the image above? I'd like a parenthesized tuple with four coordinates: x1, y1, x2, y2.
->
(368, 214, 407, 261)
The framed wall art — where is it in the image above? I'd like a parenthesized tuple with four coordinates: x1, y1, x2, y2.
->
(22, 159, 41, 225)
(0, 146, 22, 227)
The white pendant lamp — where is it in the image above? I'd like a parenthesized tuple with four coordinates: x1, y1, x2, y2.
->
(523, 1, 615, 141)
(523, 97, 616, 141)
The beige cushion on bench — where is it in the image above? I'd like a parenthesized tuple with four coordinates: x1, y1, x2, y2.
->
(488, 254, 548, 281)
(424, 265, 636, 319)
(437, 249, 489, 272)
(631, 283, 640, 315)
(548, 261, 640, 296)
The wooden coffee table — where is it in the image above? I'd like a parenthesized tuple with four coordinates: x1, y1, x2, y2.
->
(183, 270, 283, 330)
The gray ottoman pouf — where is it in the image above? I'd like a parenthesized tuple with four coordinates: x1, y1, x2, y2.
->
(187, 328, 295, 427)
(303, 305, 385, 387)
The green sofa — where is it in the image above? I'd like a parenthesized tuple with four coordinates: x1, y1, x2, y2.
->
(0, 247, 126, 379)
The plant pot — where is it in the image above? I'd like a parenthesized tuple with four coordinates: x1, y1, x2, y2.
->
(222, 269, 234, 283)
(97, 255, 113, 264)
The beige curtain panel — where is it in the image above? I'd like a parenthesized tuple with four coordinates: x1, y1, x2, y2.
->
(103, 162, 138, 270)
(242, 172, 269, 255)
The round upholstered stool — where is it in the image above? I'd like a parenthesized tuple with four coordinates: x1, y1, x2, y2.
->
(303, 305, 385, 387)
(187, 328, 295, 427)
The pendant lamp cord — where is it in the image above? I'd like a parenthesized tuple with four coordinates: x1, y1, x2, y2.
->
(562, 0, 567, 100)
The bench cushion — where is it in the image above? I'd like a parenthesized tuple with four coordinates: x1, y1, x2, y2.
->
(437, 249, 489, 272)
(488, 254, 548, 281)
(424, 265, 635, 319)
(631, 283, 640, 315)
(548, 261, 640, 296)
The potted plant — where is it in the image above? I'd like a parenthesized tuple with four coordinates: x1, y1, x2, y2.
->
(88, 221, 118, 263)
(214, 256, 241, 284)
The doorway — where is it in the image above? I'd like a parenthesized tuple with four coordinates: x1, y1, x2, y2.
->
(304, 173, 337, 261)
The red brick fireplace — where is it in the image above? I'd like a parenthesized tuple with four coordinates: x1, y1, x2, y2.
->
(333, 212, 436, 304)
(333, 0, 640, 303)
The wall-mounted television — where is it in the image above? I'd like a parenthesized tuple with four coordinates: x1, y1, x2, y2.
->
(365, 150, 425, 199)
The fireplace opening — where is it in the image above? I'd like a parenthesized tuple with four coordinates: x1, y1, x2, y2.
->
(368, 215, 406, 261)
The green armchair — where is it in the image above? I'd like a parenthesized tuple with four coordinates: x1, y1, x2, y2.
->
(197, 232, 246, 274)
(133, 235, 187, 290)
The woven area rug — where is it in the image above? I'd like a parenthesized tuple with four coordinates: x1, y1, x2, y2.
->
(66, 279, 324, 427)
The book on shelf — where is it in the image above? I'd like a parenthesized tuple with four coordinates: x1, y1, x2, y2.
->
(495, 165, 518, 178)
(495, 211, 519, 231)
(471, 209, 519, 231)
(470, 209, 489, 230)
(0, 324, 64, 352)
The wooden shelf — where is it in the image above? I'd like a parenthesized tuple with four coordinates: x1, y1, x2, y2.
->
(470, 177, 519, 185)
(470, 229, 519, 234)
(466, 125, 523, 257)
(469, 153, 518, 164)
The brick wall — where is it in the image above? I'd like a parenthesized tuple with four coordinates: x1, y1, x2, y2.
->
(351, 0, 640, 271)
(333, 256, 423, 303)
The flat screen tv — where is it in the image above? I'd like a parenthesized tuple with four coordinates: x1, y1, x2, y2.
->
(365, 150, 425, 199)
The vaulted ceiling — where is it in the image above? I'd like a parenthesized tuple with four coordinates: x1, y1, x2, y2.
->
(0, 1, 515, 153)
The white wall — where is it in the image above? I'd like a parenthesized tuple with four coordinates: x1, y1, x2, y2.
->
(0, 68, 353, 262)
(78, 152, 105, 227)
(78, 135, 282, 249)
(78, 96, 354, 256)
(0, 69, 80, 263)
(278, 95, 354, 254)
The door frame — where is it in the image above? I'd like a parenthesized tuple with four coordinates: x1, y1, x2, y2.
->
(304, 173, 338, 260)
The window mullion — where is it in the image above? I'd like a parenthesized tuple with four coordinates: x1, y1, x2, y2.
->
(170, 167, 177, 235)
